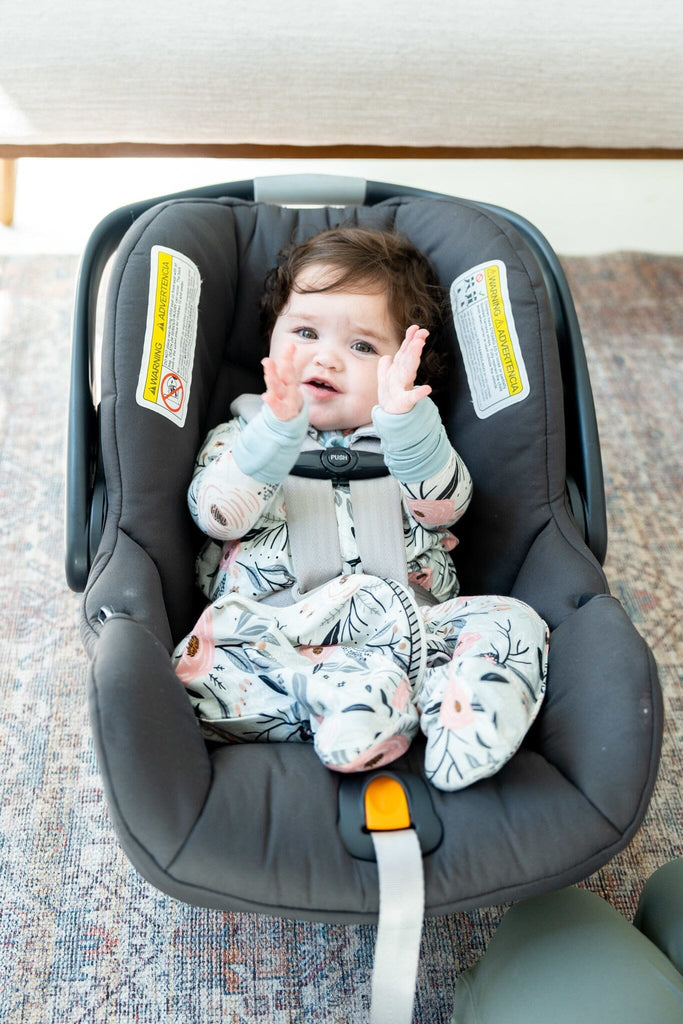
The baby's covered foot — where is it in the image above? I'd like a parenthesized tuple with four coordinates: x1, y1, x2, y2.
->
(419, 653, 545, 791)
(311, 666, 419, 773)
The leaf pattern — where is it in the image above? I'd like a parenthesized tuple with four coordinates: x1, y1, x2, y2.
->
(178, 410, 547, 788)
(189, 414, 468, 605)
(172, 577, 548, 790)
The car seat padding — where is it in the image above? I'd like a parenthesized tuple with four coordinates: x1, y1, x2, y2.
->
(80, 193, 661, 921)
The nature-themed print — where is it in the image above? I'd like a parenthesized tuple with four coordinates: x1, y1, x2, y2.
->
(190, 417, 472, 607)
(173, 575, 548, 791)
(175, 406, 548, 790)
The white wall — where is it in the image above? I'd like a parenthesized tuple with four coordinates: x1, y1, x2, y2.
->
(1, 157, 681, 255)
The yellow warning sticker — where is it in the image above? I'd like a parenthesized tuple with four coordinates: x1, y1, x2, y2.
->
(450, 260, 530, 419)
(136, 246, 201, 427)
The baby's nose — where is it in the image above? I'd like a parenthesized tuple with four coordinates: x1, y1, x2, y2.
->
(313, 344, 342, 369)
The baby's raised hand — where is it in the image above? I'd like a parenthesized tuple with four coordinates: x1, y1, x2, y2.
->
(377, 325, 432, 415)
(261, 343, 304, 421)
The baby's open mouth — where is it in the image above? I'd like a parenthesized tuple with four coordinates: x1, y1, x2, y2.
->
(305, 378, 339, 393)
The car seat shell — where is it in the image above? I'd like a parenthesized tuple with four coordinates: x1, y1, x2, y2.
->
(69, 181, 662, 921)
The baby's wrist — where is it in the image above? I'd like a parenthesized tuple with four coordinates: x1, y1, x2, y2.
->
(373, 398, 452, 483)
(264, 394, 304, 422)
(379, 395, 419, 416)
(261, 397, 309, 432)
(233, 399, 309, 484)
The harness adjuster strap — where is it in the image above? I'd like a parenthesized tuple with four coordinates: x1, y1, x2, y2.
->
(363, 777, 427, 1024)
(370, 828, 424, 1024)
(338, 773, 444, 1024)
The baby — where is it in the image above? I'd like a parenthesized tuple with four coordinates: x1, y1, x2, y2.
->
(173, 226, 548, 791)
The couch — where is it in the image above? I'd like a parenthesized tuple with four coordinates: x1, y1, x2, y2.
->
(2, 0, 682, 224)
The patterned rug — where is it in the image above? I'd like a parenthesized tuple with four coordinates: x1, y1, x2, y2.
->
(0, 252, 680, 1023)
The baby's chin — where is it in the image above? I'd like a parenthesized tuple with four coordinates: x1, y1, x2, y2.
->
(310, 419, 357, 436)
(308, 404, 377, 435)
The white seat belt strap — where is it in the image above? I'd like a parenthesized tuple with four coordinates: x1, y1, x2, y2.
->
(282, 474, 343, 593)
(370, 828, 425, 1024)
(350, 475, 408, 585)
(231, 396, 410, 596)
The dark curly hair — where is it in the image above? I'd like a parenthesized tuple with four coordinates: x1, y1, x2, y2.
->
(260, 226, 448, 388)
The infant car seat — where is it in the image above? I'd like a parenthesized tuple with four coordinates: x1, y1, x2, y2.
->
(66, 176, 661, 934)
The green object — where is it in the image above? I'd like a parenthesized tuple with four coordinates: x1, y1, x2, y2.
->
(451, 861, 683, 1024)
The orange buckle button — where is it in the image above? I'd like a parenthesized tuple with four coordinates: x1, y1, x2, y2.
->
(364, 776, 412, 832)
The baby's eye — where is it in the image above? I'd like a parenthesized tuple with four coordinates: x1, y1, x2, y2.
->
(295, 327, 318, 341)
(351, 340, 377, 354)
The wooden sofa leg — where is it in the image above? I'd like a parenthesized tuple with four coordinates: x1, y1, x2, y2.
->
(1, 159, 18, 227)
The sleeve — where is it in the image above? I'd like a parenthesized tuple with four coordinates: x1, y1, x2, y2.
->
(187, 404, 309, 541)
(232, 401, 309, 483)
(372, 398, 472, 528)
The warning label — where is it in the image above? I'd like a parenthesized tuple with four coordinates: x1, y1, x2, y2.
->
(450, 260, 530, 419)
(136, 246, 201, 426)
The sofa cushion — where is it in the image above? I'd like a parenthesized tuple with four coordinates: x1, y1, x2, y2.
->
(1, 1, 682, 149)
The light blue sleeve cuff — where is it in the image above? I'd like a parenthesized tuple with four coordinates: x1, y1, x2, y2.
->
(372, 398, 452, 483)
(232, 401, 309, 484)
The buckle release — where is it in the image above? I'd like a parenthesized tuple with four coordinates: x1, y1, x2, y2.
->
(290, 448, 390, 483)
(338, 770, 443, 861)
(364, 775, 411, 832)
(342, 773, 437, 1024)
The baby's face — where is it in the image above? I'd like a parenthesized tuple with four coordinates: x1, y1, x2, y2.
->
(269, 263, 402, 431)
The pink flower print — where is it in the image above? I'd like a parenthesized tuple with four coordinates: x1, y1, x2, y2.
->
(453, 632, 482, 657)
(406, 497, 457, 526)
(174, 609, 216, 683)
(391, 677, 412, 713)
(299, 645, 338, 663)
(325, 575, 364, 601)
(409, 567, 434, 591)
(439, 675, 475, 731)
(441, 531, 459, 551)
(329, 734, 411, 773)
(198, 477, 262, 539)
(219, 540, 242, 575)
(234, 678, 254, 717)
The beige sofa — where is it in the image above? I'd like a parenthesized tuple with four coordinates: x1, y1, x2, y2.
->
(2, 0, 682, 224)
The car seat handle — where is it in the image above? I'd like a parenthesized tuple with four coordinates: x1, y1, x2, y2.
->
(254, 173, 367, 206)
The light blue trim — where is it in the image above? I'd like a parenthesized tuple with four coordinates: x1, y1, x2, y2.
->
(233, 402, 309, 484)
(372, 398, 451, 482)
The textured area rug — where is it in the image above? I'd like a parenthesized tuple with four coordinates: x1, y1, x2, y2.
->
(0, 252, 680, 1023)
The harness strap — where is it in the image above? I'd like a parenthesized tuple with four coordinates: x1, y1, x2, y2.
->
(349, 476, 408, 586)
(348, 774, 435, 1024)
(282, 474, 344, 594)
(370, 829, 425, 1024)
(233, 395, 409, 597)
(287, 443, 407, 594)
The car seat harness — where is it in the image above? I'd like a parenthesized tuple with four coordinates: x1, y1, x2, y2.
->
(339, 771, 443, 1024)
(232, 394, 437, 604)
(232, 396, 439, 1019)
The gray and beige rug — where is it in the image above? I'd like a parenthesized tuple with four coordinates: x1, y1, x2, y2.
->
(0, 251, 680, 1023)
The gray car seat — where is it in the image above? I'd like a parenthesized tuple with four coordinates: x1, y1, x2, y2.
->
(66, 177, 661, 925)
